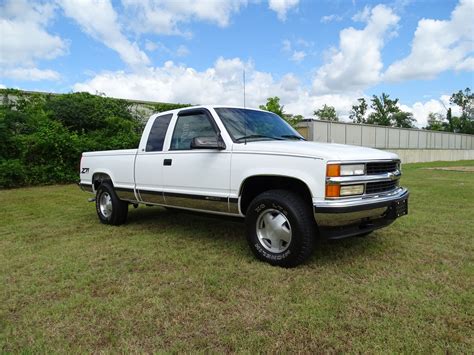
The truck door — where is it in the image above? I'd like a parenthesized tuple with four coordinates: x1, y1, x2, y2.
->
(134, 113, 173, 204)
(161, 108, 232, 213)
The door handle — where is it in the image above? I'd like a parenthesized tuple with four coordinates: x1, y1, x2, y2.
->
(163, 159, 172, 166)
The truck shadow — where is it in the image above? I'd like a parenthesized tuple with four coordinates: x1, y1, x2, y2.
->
(126, 206, 387, 267)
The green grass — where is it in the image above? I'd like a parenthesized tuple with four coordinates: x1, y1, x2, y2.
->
(1, 160, 473, 353)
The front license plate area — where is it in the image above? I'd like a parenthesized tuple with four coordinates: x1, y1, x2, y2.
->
(387, 198, 408, 219)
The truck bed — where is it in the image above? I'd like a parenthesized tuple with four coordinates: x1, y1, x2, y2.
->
(82, 149, 138, 157)
(81, 149, 137, 191)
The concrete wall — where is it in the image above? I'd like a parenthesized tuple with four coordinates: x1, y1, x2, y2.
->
(297, 120, 474, 163)
(383, 149, 474, 163)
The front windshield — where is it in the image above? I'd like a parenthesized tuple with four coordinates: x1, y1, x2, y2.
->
(214, 108, 304, 142)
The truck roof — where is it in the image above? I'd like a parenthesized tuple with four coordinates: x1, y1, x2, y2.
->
(151, 105, 268, 117)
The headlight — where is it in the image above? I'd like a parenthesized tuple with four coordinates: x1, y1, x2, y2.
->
(340, 164, 365, 176)
(327, 163, 365, 177)
(340, 184, 364, 196)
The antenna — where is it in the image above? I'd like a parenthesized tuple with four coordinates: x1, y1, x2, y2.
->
(243, 69, 246, 108)
(440, 99, 448, 112)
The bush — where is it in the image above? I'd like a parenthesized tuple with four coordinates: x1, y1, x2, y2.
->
(0, 89, 155, 188)
(0, 159, 27, 188)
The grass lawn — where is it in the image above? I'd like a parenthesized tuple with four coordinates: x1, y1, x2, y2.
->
(1, 160, 473, 352)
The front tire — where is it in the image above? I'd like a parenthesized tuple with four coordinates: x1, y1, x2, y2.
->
(95, 182, 128, 225)
(245, 189, 316, 267)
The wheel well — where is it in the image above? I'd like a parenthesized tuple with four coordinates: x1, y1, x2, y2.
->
(239, 175, 313, 215)
(92, 173, 112, 191)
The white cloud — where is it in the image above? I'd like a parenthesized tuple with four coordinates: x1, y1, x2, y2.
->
(176, 45, 190, 57)
(59, 0, 150, 68)
(144, 41, 190, 58)
(400, 96, 462, 128)
(455, 57, 474, 71)
(291, 50, 306, 63)
(0, 68, 61, 81)
(144, 40, 160, 52)
(296, 38, 313, 47)
(285, 93, 361, 121)
(313, 4, 399, 94)
(122, 0, 248, 35)
(0, 0, 67, 81)
(73, 57, 362, 119)
(384, 0, 474, 81)
(74, 58, 260, 107)
(282, 38, 312, 63)
(320, 14, 343, 23)
(73, 54, 455, 128)
(282, 39, 292, 52)
(268, 0, 299, 21)
(352, 6, 371, 22)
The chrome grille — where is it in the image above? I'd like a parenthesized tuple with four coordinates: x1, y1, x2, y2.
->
(366, 161, 398, 175)
(366, 180, 398, 194)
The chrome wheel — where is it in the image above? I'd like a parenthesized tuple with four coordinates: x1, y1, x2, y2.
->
(99, 192, 113, 218)
(256, 209, 292, 253)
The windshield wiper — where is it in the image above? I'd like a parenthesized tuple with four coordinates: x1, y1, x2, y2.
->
(236, 134, 283, 142)
(280, 134, 306, 141)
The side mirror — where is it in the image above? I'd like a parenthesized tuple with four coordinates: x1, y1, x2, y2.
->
(191, 136, 226, 150)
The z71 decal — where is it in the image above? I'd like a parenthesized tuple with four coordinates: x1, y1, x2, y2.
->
(81, 168, 90, 174)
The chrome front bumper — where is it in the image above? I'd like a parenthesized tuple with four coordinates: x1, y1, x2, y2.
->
(313, 187, 409, 239)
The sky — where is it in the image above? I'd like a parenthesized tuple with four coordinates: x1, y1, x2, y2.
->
(1, 0, 473, 127)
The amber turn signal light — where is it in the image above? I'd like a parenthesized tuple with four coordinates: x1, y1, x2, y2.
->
(326, 164, 340, 177)
(325, 184, 340, 198)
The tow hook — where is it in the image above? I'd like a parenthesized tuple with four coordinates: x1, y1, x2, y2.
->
(88, 197, 96, 202)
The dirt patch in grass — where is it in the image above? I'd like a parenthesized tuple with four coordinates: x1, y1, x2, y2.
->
(424, 166, 474, 172)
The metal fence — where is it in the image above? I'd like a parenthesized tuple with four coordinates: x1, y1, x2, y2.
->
(299, 120, 474, 150)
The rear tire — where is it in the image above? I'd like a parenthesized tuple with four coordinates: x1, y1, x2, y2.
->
(245, 189, 316, 267)
(95, 182, 128, 225)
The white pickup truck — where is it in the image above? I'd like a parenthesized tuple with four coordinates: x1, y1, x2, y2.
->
(79, 106, 409, 267)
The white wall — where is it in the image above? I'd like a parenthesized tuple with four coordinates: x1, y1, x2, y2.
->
(298, 120, 474, 163)
(383, 149, 474, 163)
(302, 120, 474, 150)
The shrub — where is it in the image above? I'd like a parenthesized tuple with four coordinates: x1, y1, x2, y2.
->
(0, 89, 156, 188)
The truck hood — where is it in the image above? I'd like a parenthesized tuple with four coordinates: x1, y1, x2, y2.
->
(231, 140, 399, 161)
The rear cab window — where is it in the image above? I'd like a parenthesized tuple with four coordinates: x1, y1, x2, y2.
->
(146, 114, 173, 152)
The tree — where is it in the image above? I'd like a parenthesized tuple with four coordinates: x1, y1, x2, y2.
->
(314, 104, 339, 121)
(349, 98, 368, 124)
(259, 96, 302, 127)
(367, 93, 399, 126)
(259, 97, 285, 118)
(424, 88, 473, 134)
(152, 102, 191, 113)
(450, 88, 473, 119)
(391, 111, 416, 128)
(45, 92, 136, 133)
(0, 89, 146, 187)
(283, 114, 304, 127)
(446, 107, 453, 131)
(350, 93, 415, 128)
(424, 112, 444, 131)
(449, 88, 473, 134)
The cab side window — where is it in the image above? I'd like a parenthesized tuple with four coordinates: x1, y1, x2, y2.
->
(170, 113, 217, 150)
(146, 114, 172, 152)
